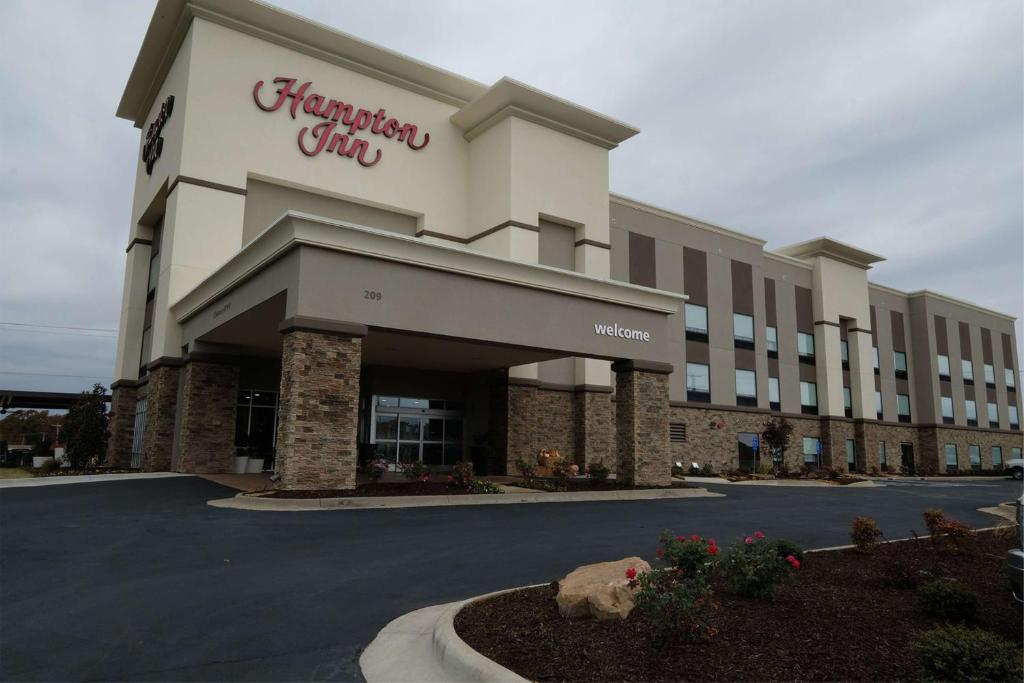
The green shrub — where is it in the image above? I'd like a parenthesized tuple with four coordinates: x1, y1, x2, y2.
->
(450, 461, 474, 488)
(400, 460, 432, 481)
(657, 532, 720, 577)
(850, 517, 882, 552)
(770, 538, 804, 563)
(470, 480, 503, 494)
(514, 457, 535, 479)
(916, 580, 978, 622)
(913, 625, 1022, 682)
(586, 463, 610, 481)
(631, 568, 716, 641)
(720, 533, 797, 600)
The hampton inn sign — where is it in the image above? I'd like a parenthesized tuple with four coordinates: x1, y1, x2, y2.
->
(253, 77, 431, 167)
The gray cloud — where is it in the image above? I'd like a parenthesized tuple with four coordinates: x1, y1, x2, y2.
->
(0, 0, 1020, 392)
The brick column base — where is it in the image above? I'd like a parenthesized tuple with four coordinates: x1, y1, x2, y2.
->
(175, 361, 239, 473)
(275, 330, 361, 490)
(106, 382, 138, 468)
(142, 364, 181, 472)
(505, 381, 540, 475)
(613, 361, 672, 486)
(574, 389, 613, 470)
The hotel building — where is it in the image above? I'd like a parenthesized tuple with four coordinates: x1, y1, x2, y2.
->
(108, 0, 1022, 488)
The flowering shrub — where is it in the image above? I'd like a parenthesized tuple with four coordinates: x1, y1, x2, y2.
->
(770, 538, 805, 563)
(629, 566, 717, 641)
(450, 461, 475, 488)
(657, 532, 719, 578)
(400, 460, 432, 482)
(850, 516, 882, 552)
(515, 457, 536, 480)
(923, 508, 945, 536)
(552, 460, 580, 482)
(586, 463, 610, 481)
(932, 518, 973, 554)
(719, 532, 796, 599)
(470, 479, 503, 494)
(362, 458, 389, 482)
(916, 579, 978, 622)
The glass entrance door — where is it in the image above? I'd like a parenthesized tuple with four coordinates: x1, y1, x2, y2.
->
(371, 396, 464, 469)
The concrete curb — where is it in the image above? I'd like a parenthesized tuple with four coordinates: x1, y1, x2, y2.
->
(683, 475, 878, 488)
(360, 586, 536, 682)
(207, 486, 723, 511)
(0, 472, 193, 489)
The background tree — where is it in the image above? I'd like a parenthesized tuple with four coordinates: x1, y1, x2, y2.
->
(761, 416, 794, 472)
(63, 384, 109, 469)
(0, 410, 58, 447)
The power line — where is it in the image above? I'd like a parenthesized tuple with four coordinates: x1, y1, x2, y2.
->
(0, 321, 117, 332)
(0, 370, 110, 379)
(0, 327, 116, 339)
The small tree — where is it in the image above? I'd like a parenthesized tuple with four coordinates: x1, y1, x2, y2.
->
(761, 416, 794, 472)
(63, 384, 109, 469)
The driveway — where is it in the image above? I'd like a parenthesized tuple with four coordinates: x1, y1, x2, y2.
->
(1, 476, 1018, 682)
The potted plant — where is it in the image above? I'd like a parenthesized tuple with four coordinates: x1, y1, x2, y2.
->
(234, 448, 250, 474)
(245, 448, 265, 473)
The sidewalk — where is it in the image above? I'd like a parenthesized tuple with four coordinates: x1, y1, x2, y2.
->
(0, 472, 192, 489)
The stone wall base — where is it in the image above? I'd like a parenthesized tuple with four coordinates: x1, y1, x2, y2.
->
(174, 361, 239, 474)
(106, 383, 138, 468)
(142, 365, 180, 472)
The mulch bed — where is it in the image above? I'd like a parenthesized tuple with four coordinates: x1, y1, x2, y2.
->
(33, 468, 137, 477)
(508, 479, 693, 492)
(257, 481, 480, 498)
(455, 530, 1022, 682)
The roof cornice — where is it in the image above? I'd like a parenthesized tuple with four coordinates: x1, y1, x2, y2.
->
(774, 237, 885, 270)
(609, 193, 767, 247)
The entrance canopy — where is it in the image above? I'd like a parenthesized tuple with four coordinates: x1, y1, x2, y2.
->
(173, 213, 686, 370)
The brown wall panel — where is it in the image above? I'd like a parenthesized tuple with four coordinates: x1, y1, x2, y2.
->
(686, 340, 710, 364)
(870, 306, 878, 344)
(1001, 332, 1014, 368)
(628, 232, 656, 288)
(734, 348, 756, 371)
(933, 315, 948, 355)
(980, 328, 993, 364)
(764, 278, 777, 327)
(958, 322, 972, 358)
(683, 247, 707, 305)
(795, 286, 813, 331)
(890, 311, 906, 351)
(731, 260, 753, 314)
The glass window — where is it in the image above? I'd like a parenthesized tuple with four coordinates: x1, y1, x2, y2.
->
(798, 332, 815, 357)
(686, 363, 710, 393)
(735, 369, 757, 398)
(894, 351, 908, 373)
(800, 381, 817, 407)
(802, 437, 821, 466)
(733, 313, 754, 342)
(987, 402, 998, 424)
(1010, 405, 1020, 426)
(375, 414, 398, 441)
(843, 386, 852, 410)
(424, 417, 444, 442)
(875, 391, 883, 416)
(992, 446, 1003, 469)
(399, 397, 430, 409)
(1006, 368, 1016, 388)
(1014, 447, 1022, 460)
(896, 394, 911, 417)
(766, 326, 778, 352)
(445, 418, 463, 444)
(961, 359, 973, 381)
(965, 400, 977, 422)
(685, 303, 708, 334)
(984, 363, 995, 384)
(937, 354, 950, 378)
(422, 442, 444, 465)
(969, 445, 981, 471)
(879, 441, 887, 467)
(940, 396, 954, 419)
(768, 377, 780, 404)
(846, 439, 856, 468)
(377, 396, 400, 408)
(398, 415, 422, 441)
(841, 340, 849, 364)
(873, 346, 880, 370)
(944, 443, 958, 472)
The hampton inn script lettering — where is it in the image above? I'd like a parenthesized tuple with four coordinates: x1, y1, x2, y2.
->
(252, 77, 430, 167)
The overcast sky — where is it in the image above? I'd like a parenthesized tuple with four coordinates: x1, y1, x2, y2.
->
(0, 0, 1021, 393)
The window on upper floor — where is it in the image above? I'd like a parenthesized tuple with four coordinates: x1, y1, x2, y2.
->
(875, 391, 883, 419)
(800, 381, 818, 415)
(961, 359, 974, 384)
(985, 401, 998, 426)
(1006, 367, 1016, 390)
(984, 363, 995, 386)
(686, 362, 710, 403)
(965, 399, 977, 426)
(893, 351, 908, 378)
(896, 393, 911, 422)
(798, 333, 815, 362)
(937, 354, 950, 380)
(872, 346, 880, 374)
(768, 377, 780, 411)
(840, 340, 849, 369)
(684, 303, 708, 341)
(940, 396, 954, 424)
(735, 369, 757, 406)
(766, 326, 778, 356)
(843, 386, 852, 418)
(733, 313, 754, 349)
(1010, 405, 1020, 429)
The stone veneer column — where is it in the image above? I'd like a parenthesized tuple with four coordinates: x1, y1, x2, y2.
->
(613, 360, 672, 486)
(505, 379, 540, 475)
(142, 362, 182, 472)
(175, 359, 239, 474)
(106, 381, 138, 468)
(275, 327, 362, 490)
(574, 388, 613, 470)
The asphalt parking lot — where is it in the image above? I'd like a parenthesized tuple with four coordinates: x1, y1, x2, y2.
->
(1, 476, 1019, 682)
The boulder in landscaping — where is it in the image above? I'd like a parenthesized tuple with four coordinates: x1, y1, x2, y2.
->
(556, 556, 650, 621)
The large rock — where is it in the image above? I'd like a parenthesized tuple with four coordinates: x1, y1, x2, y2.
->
(556, 557, 651, 621)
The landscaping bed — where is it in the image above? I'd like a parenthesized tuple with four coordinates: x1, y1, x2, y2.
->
(508, 479, 694, 493)
(255, 480, 493, 498)
(455, 530, 1022, 682)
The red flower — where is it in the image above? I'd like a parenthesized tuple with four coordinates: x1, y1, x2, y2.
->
(786, 555, 801, 569)
(676, 535, 685, 542)
(625, 567, 637, 580)
(744, 536, 753, 545)
(708, 544, 719, 556)
(690, 534, 700, 542)
(754, 531, 765, 540)
(656, 547, 664, 558)
(708, 538, 717, 546)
